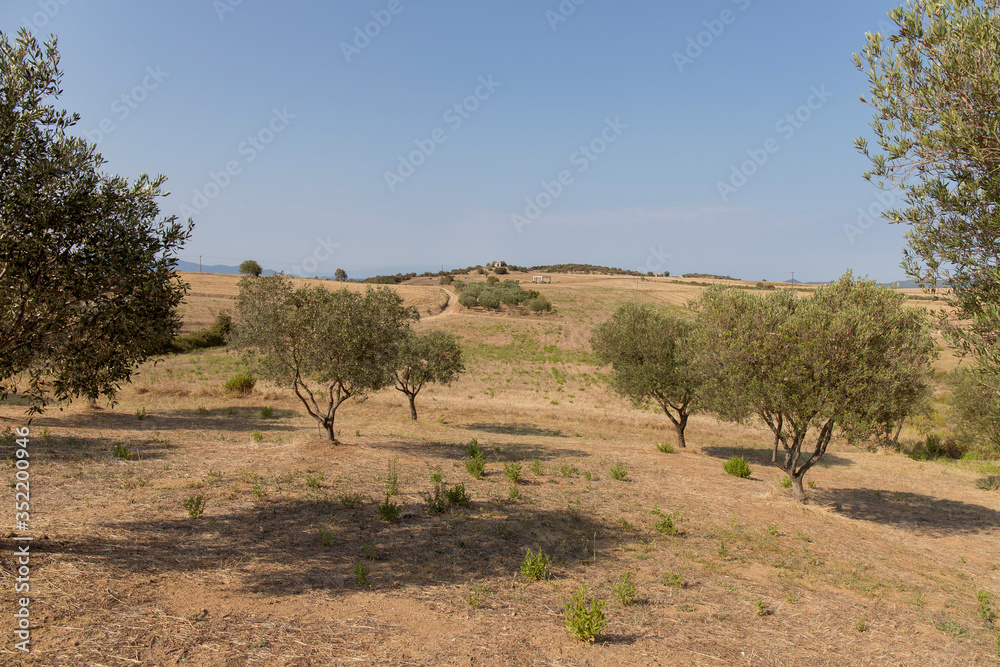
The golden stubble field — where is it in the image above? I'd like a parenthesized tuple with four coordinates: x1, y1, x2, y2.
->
(1, 271, 997, 666)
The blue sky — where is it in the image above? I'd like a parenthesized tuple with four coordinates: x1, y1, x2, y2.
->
(3, 0, 907, 281)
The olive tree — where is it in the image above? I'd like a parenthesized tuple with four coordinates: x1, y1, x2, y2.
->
(0, 30, 191, 413)
(694, 274, 935, 500)
(238, 260, 262, 277)
(590, 302, 700, 448)
(393, 330, 464, 420)
(854, 1, 1000, 376)
(229, 276, 416, 442)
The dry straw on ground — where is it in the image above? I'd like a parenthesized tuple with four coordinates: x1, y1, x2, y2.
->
(1, 271, 997, 666)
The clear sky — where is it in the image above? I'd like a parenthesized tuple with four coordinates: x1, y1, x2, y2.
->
(3, 0, 908, 282)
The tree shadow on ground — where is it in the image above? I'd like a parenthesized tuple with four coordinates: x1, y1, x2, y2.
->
(28, 407, 294, 434)
(30, 434, 178, 462)
(461, 422, 569, 438)
(379, 438, 591, 463)
(815, 487, 1000, 536)
(700, 445, 853, 468)
(33, 495, 638, 598)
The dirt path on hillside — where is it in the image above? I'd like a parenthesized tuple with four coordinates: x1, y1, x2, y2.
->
(422, 286, 459, 320)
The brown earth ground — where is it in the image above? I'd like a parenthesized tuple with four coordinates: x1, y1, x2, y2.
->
(1, 271, 998, 666)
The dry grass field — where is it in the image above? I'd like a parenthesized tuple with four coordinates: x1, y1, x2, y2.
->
(2, 271, 998, 666)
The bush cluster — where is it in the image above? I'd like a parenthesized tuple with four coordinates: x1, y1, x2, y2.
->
(457, 280, 549, 313)
(163, 313, 232, 353)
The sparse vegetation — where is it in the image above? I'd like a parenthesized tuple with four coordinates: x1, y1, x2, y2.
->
(613, 570, 638, 606)
(377, 495, 401, 522)
(564, 585, 607, 642)
(183, 495, 206, 519)
(662, 568, 685, 588)
(609, 461, 628, 481)
(223, 373, 256, 395)
(111, 443, 136, 460)
(724, 456, 752, 479)
(520, 548, 551, 581)
(446, 482, 472, 506)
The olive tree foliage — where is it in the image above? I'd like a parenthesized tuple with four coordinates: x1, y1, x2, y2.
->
(853, 1, 1000, 378)
(590, 302, 700, 448)
(693, 274, 935, 500)
(238, 260, 262, 277)
(229, 276, 417, 443)
(393, 330, 464, 420)
(0, 30, 191, 413)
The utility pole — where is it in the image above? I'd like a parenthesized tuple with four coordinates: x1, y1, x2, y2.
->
(199, 256, 202, 272)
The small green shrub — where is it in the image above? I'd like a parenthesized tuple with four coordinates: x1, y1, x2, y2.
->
(339, 491, 365, 509)
(778, 474, 792, 488)
(354, 562, 369, 587)
(386, 459, 400, 495)
(662, 568, 685, 588)
(977, 589, 995, 625)
(655, 513, 682, 536)
(560, 464, 578, 477)
(724, 456, 752, 478)
(520, 548, 551, 581)
(260, 406, 273, 419)
(317, 525, 335, 546)
(466, 438, 483, 458)
(425, 480, 448, 514)
(613, 570, 638, 606)
(135, 406, 146, 421)
(978, 476, 1000, 491)
(305, 471, 324, 488)
(755, 599, 768, 616)
(223, 372, 256, 395)
(251, 430, 263, 442)
(183, 495, 206, 519)
(377, 495, 401, 522)
(657, 441, 675, 454)
(429, 465, 443, 483)
(466, 454, 485, 479)
(530, 460, 544, 476)
(855, 618, 868, 632)
(609, 460, 628, 481)
(111, 443, 136, 460)
(564, 585, 606, 642)
(504, 462, 522, 483)
(446, 482, 471, 506)
(936, 620, 969, 637)
(507, 484, 520, 500)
